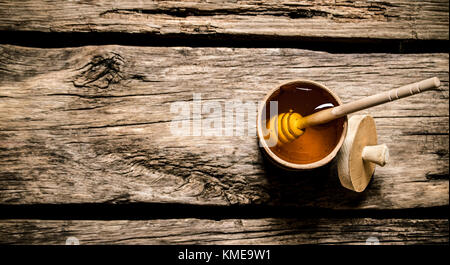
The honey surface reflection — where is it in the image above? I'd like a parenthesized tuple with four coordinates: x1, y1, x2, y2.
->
(265, 83, 346, 164)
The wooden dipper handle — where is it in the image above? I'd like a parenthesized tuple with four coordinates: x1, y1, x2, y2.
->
(300, 77, 441, 128)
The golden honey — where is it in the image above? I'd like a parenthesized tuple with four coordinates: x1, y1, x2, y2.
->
(264, 82, 346, 164)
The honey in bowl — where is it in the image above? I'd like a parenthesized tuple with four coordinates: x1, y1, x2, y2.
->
(264, 82, 346, 165)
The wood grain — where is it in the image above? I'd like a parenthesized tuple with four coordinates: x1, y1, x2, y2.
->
(0, 0, 448, 41)
(0, 44, 448, 209)
(0, 218, 447, 245)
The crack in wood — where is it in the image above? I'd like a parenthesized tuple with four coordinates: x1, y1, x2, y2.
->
(425, 173, 449, 180)
(100, 7, 333, 20)
(98, 1, 396, 21)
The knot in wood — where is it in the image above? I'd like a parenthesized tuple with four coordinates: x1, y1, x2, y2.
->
(73, 52, 124, 89)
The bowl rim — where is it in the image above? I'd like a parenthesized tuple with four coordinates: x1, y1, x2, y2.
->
(257, 79, 348, 170)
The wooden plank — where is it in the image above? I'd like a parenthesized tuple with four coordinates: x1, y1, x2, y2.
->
(0, 218, 447, 245)
(0, 44, 448, 209)
(0, 0, 448, 41)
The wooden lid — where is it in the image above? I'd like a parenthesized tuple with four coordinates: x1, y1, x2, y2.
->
(337, 115, 389, 192)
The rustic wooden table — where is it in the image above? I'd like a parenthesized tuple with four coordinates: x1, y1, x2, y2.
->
(0, 0, 448, 245)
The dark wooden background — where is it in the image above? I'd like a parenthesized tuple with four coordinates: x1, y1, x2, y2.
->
(0, 0, 448, 244)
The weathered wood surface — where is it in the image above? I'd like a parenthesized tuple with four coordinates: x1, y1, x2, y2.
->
(0, 0, 448, 41)
(0, 44, 448, 209)
(0, 218, 447, 245)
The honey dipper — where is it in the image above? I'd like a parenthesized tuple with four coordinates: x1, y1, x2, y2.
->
(266, 77, 441, 145)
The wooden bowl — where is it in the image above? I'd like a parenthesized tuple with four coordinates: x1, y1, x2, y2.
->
(257, 80, 348, 170)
